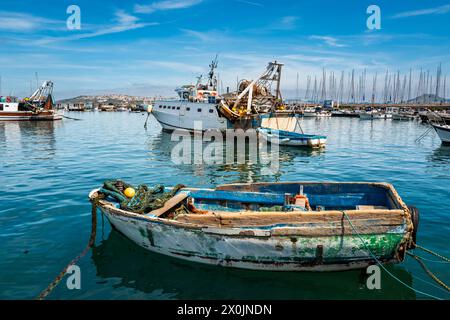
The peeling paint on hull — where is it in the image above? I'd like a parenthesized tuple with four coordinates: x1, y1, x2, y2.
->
(99, 206, 404, 271)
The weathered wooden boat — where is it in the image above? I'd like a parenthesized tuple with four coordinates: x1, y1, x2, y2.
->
(258, 128, 327, 148)
(89, 181, 419, 272)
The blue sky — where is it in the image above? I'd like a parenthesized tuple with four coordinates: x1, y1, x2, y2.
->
(0, 0, 449, 99)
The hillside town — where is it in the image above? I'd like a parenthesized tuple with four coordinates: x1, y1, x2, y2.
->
(55, 94, 163, 112)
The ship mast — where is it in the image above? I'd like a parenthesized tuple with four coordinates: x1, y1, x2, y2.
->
(206, 54, 218, 91)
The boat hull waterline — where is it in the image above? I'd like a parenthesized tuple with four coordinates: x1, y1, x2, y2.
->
(90, 182, 416, 272)
(0, 111, 62, 121)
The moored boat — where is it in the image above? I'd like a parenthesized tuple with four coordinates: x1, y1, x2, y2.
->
(392, 113, 417, 121)
(432, 123, 450, 145)
(89, 180, 418, 272)
(151, 58, 288, 132)
(258, 114, 327, 148)
(359, 110, 389, 120)
(302, 106, 318, 117)
(258, 128, 326, 148)
(0, 81, 62, 121)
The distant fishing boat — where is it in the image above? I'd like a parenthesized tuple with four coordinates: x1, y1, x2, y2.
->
(392, 113, 417, 121)
(258, 114, 326, 148)
(302, 106, 317, 117)
(315, 108, 332, 118)
(392, 108, 418, 121)
(331, 109, 359, 118)
(89, 181, 419, 272)
(0, 81, 62, 121)
(359, 110, 390, 120)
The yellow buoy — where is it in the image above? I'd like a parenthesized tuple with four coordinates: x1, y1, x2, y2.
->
(124, 187, 136, 198)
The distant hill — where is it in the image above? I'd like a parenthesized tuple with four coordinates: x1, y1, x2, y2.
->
(407, 94, 449, 104)
(56, 94, 154, 105)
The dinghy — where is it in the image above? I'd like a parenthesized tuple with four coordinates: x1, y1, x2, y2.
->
(89, 181, 419, 272)
(258, 128, 327, 148)
(258, 114, 327, 148)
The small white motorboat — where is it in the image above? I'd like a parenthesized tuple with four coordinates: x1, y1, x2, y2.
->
(432, 123, 450, 145)
(258, 114, 327, 148)
(258, 128, 327, 148)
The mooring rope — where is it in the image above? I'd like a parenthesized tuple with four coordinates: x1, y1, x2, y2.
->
(144, 112, 151, 129)
(341, 211, 444, 300)
(37, 199, 98, 300)
(414, 244, 450, 262)
(406, 252, 450, 292)
(415, 127, 433, 143)
(62, 115, 83, 121)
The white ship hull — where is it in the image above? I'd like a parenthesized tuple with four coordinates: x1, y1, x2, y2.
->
(433, 124, 450, 144)
(0, 111, 62, 121)
(152, 100, 229, 131)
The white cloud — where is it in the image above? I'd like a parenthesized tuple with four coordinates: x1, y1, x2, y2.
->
(180, 29, 217, 42)
(35, 10, 158, 45)
(0, 11, 62, 32)
(134, 0, 203, 14)
(309, 36, 346, 47)
(279, 16, 298, 30)
(235, 0, 264, 7)
(115, 10, 139, 25)
(391, 4, 450, 19)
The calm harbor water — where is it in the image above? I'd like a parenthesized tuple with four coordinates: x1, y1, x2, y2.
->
(0, 112, 449, 300)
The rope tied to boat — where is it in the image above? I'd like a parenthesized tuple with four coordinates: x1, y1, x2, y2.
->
(36, 198, 98, 300)
(414, 244, 450, 263)
(341, 211, 447, 300)
(62, 115, 83, 121)
(406, 252, 450, 292)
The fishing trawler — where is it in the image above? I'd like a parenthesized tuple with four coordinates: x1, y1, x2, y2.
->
(0, 81, 62, 121)
(151, 58, 288, 132)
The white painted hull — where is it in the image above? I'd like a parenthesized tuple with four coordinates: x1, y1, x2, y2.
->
(433, 124, 450, 144)
(0, 111, 62, 121)
(99, 205, 397, 271)
(359, 113, 389, 120)
(302, 112, 317, 117)
(316, 112, 331, 118)
(152, 100, 228, 131)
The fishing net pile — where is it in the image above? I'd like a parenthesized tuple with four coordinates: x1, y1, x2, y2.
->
(99, 180, 186, 214)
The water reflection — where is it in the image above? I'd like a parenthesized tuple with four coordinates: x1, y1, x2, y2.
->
(91, 229, 416, 300)
(146, 131, 326, 184)
(0, 121, 58, 161)
(428, 145, 450, 166)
